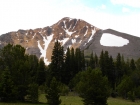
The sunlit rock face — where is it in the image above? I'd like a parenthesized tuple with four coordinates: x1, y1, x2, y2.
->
(0, 18, 140, 65)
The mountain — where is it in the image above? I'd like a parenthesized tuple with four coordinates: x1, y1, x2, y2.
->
(0, 17, 140, 65)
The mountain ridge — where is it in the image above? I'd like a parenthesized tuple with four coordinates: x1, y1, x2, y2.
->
(0, 17, 140, 65)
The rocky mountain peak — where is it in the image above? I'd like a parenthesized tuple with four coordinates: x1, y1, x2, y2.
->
(0, 17, 98, 65)
(1, 17, 140, 65)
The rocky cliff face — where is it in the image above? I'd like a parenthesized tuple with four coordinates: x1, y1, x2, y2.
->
(0, 17, 140, 65)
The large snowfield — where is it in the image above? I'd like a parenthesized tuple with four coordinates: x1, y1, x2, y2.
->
(100, 33, 129, 47)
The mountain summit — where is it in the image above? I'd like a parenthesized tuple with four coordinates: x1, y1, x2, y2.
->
(0, 17, 140, 65)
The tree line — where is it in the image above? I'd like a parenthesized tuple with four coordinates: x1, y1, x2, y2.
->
(0, 42, 140, 104)
(0, 44, 46, 102)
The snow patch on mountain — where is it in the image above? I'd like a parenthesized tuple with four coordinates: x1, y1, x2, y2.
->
(79, 40, 82, 43)
(58, 38, 69, 45)
(84, 26, 88, 36)
(32, 33, 36, 39)
(75, 35, 79, 38)
(72, 39, 76, 44)
(37, 34, 53, 65)
(63, 20, 66, 29)
(65, 29, 75, 36)
(88, 29, 96, 42)
(72, 20, 77, 30)
(100, 33, 129, 47)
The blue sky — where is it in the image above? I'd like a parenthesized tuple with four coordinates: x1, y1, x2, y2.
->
(82, 0, 140, 14)
(0, 0, 140, 36)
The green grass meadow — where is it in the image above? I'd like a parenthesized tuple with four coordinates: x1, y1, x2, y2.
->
(0, 94, 140, 105)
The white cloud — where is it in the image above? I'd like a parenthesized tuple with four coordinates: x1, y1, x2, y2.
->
(110, 0, 140, 8)
(122, 7, 130, 12)
(101, 4, 106, 9)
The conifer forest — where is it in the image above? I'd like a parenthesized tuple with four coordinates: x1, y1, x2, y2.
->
(0, 41, 140, 105)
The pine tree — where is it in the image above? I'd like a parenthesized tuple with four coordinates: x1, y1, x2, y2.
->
(99, 50, 105, 75)
(0, 67, 17, 102)
(63, 47, 71, 85)
(108, 56, 116, 90)
(89, 52, 95, 69)
(75, 48, 81, 73)
(0, 44, 41, 102)
(95, 53, 98, 67)
(74, 68, 110, 105)
(46, 77, 61, 105)
(130, 59, 136, 71)
(81, 50, 85, 70)
(37, 58, 46, 85)
(116, 53, 123, 85)
(28, 55, 39, 83)
(104, 51, 110, 76)
(27, 83, 39, 103)
(70, 47, 76, 78)
(49, 41, 64, 81)
(75, 48, 85, 72)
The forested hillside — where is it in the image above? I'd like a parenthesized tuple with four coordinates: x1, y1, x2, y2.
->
(0, 42, 140, 104)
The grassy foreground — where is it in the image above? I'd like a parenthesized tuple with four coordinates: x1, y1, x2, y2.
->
(0, 94, 140, 105)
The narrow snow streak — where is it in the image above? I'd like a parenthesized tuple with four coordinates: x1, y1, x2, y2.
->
(100, 33, 129, 47)
(79, 40, 82, 43)
(88, 29, 96, 43)
(63, 20, 66, 29)
(32, 33, 36, 39)
(72, 19, 77, 30)
(37, 34, 53, 65)
(58, 38, 69, 45)
(84, 26, 88, 36)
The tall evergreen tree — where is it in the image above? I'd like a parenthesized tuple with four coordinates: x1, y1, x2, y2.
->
(108, 56, 116, 90)
(63, 47, 71, 85)
(99, 50, 105, 75)
(49, 41, 64, 81)
(75, 48, 81, 73)
(0, 67, 17, 102)
(116, 53, 123, 85)
(70, 47, 76, 78)
(89, 52, 95, 69)
(104, 51, 110, 76)
(130, 59, 136, 71)
(94, 53, 98, 68)
(81, 50, 85, 70)
(37, 58, 46, 85)
(28, 55, 39, 83)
